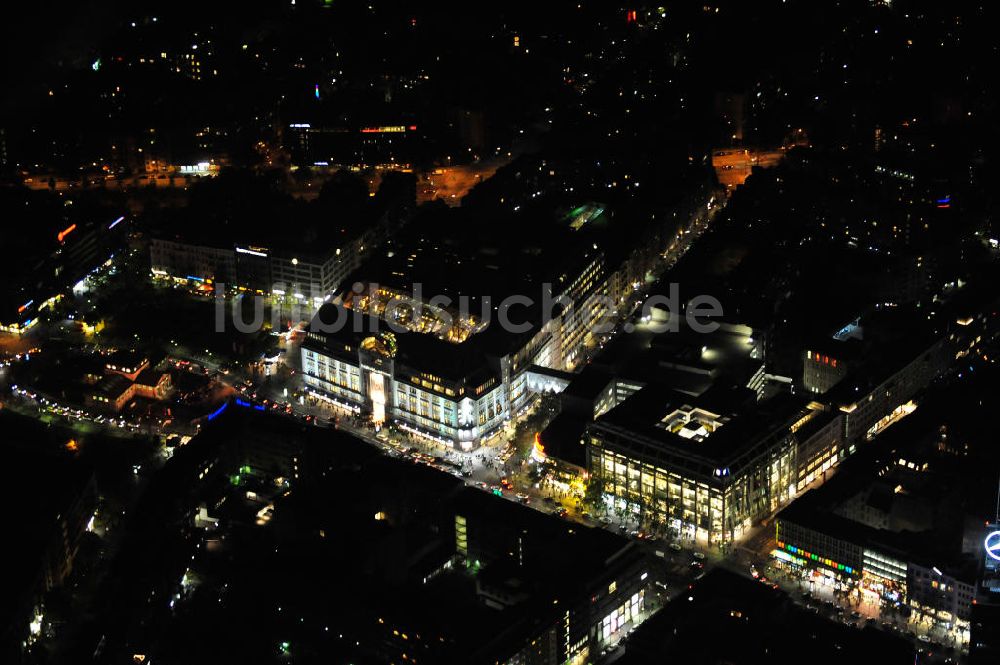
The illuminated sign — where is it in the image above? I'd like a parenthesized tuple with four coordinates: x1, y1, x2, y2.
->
(57, 223, 77, 243)
(108, 215, 125, 229)
(206, 401, 228, 421)
(776, 541, 854, 574)
(773, 548, 806, 566)
(236, 247, 268, 258)
(18, 300, 34, 313)
(986, 531, 1000, 562)
(179, 162, 211, 174)
(360, 125, 408, 134)
(532, 432, 546, 462)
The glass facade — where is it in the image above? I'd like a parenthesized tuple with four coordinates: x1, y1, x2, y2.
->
(598, 591, 644, 644)
(588, 428, 797, 544)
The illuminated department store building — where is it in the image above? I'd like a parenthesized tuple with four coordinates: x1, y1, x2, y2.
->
(586, 387, 843, 545)
(302, 302, 557, 450)
(301, 221, 625, 451)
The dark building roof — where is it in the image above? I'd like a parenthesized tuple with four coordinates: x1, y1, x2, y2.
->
(94, 373, 133, 399)
(0, 188, 126, 325)
(560, 366, 614, 404)
(775, 401, 985, 583)
(146, 172, 390, 259)
(821, 309, 943, 403)
(582, 312, 763, 402)
(134, 367, 167, 387)
(619, 568, 916, 665)
(341, 200, 609, 307)
(304, 303, 531, 383)
(450, 484, 636, 567)
(593, 384, 805, 466)
(538, 412, 588, 468)
(103, 349, 148, 371)
(1, 414, 95, 657)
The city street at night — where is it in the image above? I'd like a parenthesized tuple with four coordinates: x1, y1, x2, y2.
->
(4, 2, 1000, 664)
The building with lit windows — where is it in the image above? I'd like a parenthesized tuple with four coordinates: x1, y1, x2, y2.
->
(301, 304, 545, 449)
(1, 196, 129, 335)
(150, 227, 376, 304)
(149, 238, 236, 287)
(776, 499, 978, 628)
(773, 407, 986, 635)
(586, 386, 841, 545)
(799, 310, 951, 445)
(538, 306, 776, 491)
(86, 369, 173, 413)
(1, 294, 41, 336)
(803, 340, 857, 394)
(448, 487, 652, 664)
(329, 197, 681, 377)
(2, 443, 97, 664)
(618, 568, 916, 664)
(286, 122, 422, 167)
(830, 334, 948, 445)
(147, 174, 413, 306)
(300, 194, 669, 447)
(84, 352, 173, 413)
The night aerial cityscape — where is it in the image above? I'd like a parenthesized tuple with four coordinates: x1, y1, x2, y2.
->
(3, 1, 1000, 664)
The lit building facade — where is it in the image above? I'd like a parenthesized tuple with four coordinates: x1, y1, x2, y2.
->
(3, 214, 128, 334)
(301, 315, 538, 450)
(586, 392, 827, 544)
(301, 236, 619, 448)
(449, 487, 653, 665)
(150, 239, 236, 286)
(834, 337, 949, 444)
(86, 369, 173, 413)
(803, 348, 850, 394)
(775, 516, 977, 626)
(150, 227, 375, 307)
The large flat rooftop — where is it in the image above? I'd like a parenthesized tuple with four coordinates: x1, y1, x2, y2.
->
(304, 303, 533, 383)
(339, 199, 615, 307)
(593, 384, 807, 467)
